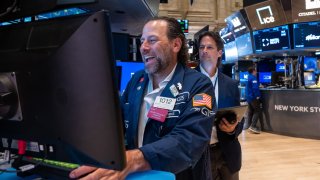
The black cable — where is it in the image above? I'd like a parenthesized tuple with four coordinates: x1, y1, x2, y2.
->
(0, 0, 18, 18)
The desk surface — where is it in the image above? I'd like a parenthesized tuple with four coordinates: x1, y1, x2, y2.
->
(0, 170, 175, 180)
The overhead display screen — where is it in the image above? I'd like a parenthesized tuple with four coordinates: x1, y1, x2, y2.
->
(224, 41, 238, 62)
(235, 32, 254, 57)
(177, 19, 189, 34)
(293, 21, 320, 49)
(219, 26, 235, 44)
(291, 0, 320, 23)
(253, 25, 291, 53)
(244, 0, 287, 30)
(225, 10, 251, 38)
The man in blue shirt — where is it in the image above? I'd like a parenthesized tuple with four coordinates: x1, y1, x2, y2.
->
(246, 66, 262, 134)
(70, 17, 215, 180)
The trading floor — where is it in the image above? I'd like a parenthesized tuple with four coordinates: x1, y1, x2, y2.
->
(239, 131, 320, 179)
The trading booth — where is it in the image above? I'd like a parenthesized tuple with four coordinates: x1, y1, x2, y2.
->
(220, 0, 320, 139)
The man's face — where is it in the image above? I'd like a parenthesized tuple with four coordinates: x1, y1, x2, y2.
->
(199, 36, 222, 69)
(140, 20, 177, 76)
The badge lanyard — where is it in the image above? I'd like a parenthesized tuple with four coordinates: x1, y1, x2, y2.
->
(213, 76, 218, 106)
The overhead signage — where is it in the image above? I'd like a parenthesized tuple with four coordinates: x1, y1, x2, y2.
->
(292, 0, 320, 22)
(245, 0, 287, 30)
(225, 10, 250, 37)
(219, 27, 235, 44)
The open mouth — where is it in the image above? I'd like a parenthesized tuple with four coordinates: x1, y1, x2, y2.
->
(144, 56, 156, 62)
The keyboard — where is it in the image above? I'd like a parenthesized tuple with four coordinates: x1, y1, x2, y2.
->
(13, 156, 79, 179)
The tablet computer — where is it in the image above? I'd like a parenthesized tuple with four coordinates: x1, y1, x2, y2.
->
(215, 105, 248, 124)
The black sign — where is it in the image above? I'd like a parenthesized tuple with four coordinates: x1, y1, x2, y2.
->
(291, 0, 320, 23)
(261, 89, 320, 139)
(293, 21, 320, 49)
(245, 0, 287, 30)
(253, 25, 291, 52)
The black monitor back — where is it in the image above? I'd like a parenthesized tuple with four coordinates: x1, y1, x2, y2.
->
(0, 11, 126, 170)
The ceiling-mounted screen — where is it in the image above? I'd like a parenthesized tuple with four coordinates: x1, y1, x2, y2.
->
(224, 41, 238, 62)
(235, 32, 254, 57)
(293, 21, 320, 49)
(253, 25, 291, 53)
(219, 26, 235, 44)
(291, 0, 320, 23)
(225, 10, 251, 38)
(244, 0, 287, 30)
(177, 19, 189, 34)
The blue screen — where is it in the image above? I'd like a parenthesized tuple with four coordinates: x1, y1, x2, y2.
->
(239, 71, 249, 83)
(304, 72, 316, 86)
(253, 25, 291, 52)
(235, 32, 253, 57)
(116, 61, 144, 92)
(224, 41, 238, 62)
(304, 56, 317, 71)
(276, 64, 285, 72)
(259, 72, 272, 84)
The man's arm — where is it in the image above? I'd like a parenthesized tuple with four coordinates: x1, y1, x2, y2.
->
(69, 150, 151, 180)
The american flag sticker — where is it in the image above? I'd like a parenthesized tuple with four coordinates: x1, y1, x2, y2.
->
(192, 93, 212, 109)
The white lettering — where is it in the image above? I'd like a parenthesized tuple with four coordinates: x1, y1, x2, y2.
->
(231, 17, 241, 27)
(262, 16, 275, 24)
(270, 38, 280, 45)
(306, 34, 320, 41)
(275, 105, 288, 111)
(289, 106, 309, 112)
(298, 11, 316, 17)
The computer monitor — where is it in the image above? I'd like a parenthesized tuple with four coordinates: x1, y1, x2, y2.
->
(235, 32, 254, 57)
(177, 19, 189, 34)
(116, 61, 144, 92)
(239, 71, 249, 84)
(0, 11, 126, 170)
(303, 56, 317, 71)
(259, 72, 272, 85)
(253, 25, 291, 53)
(276, 63, 285, 72)
(293, 21, 320, 49)
(304, 72, 316, 86)
(271, 71, 285, 86)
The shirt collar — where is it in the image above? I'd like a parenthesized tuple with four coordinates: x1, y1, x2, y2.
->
(199, 64, 218, 81)
(148, 63, 177, 92)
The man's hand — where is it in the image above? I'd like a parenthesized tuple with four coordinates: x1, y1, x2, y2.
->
(218, 117, 238, 133)
(69, 149, 151, 180)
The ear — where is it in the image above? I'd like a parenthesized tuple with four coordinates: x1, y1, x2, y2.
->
(218, 49, 223, 58)
(172, 38, 182, 53)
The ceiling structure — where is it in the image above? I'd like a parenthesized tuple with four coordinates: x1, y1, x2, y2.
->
(158, 0, 243, 39)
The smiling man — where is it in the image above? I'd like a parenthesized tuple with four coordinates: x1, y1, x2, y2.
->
(70, 17, 216, 180)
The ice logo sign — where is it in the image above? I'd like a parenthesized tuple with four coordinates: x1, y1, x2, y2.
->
(256, 6, 275, 25)
(306, 0, 320, 10)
